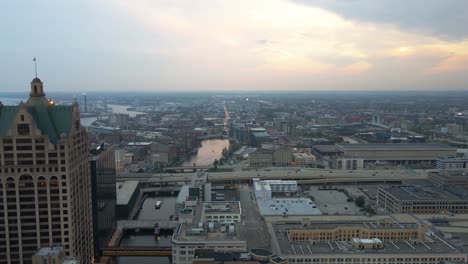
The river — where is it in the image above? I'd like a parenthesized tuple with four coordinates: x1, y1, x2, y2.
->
(117, 139, 228, 263)
(117, 196, 176, 264)
(182, 139, 229, 166)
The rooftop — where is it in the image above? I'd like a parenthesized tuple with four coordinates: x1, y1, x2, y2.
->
(203, 201, 241, 215)
(380, 185, 468, 201)
(337, 143, 456, 151)
(272, 222, 461, 255)
(34, 246, 64, 257)
(116, 181, 139, 205)
(257, 198, 321, 216)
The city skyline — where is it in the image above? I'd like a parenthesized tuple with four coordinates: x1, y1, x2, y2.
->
(2, 0, 468, 92)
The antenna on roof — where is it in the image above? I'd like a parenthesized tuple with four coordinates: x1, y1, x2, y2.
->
(33, 57, 38, 78)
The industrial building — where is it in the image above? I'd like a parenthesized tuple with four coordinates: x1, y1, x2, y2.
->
(270, 219, 467, 264)
(253, 179, 297, 199)
(377, 185, 468, 214)
(335, 144, 457, 167)
(428, 170, 468, 186)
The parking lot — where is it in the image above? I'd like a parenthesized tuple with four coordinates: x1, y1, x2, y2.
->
(306, 186, 363, 215)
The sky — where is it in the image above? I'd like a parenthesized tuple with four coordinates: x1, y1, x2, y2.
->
(1, 0, 468, 92)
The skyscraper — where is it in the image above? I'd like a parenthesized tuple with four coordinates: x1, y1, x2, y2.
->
(0, 78, 94, 264)
(90, 145, 116, 260)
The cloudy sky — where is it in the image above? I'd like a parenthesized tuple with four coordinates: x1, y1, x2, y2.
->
(2, 0, 468, 92)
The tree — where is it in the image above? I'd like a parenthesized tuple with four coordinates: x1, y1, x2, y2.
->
(355, 196, 366, 208)
(213, 159, 219, 169)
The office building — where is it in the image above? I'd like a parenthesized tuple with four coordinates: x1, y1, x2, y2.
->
(172, 217, 246, 264)
(378, 185, 468, 214)
(0, 77, 94, 263)
(90, 145, 117, 259)
(116, 181, 140, 219)
(436, 157, 468, 170)
(202, 202, 242, 223)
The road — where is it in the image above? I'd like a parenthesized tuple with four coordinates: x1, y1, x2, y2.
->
(118, 169, 431, 184)
(238, 184, 270, 249)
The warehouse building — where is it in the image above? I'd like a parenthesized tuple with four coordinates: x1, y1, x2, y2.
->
(335, 143, 457, 167)
(270, 219, 467, 264)
(377, 185, 468, 214)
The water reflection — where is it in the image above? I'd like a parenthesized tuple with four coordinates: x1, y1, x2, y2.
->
(182, 139, 229, 166)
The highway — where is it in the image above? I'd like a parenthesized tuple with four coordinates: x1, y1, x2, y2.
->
(117, 168, 432, 184)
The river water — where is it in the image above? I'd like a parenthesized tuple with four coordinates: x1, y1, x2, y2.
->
(117, 139, 228, 263)
(81, 104, 145, 127)
(117, 196, 175, 264)
(182, 139, 229, 166)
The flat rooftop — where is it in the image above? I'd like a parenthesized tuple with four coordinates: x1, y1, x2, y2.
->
(203, 201, 241, 215)
(280, 219, 418, 231)
(116, 181, 139, 205)
(313, 145, 342, 153)
(380, 185, 468, 201)
(337, 143, 456, 151)
(272, 223, 461, 255)
(257, 198, 321, 216)
(34, 247, 64, 257)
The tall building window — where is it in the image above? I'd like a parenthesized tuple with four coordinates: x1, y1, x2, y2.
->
(17, 124, 30, 135)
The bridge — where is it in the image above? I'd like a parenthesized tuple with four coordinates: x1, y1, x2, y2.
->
(117, 169, 432, 184)
(162, 165, 210, 172)
(101, 246, 172, 257)
(118, 220, 178, 230)
(141, 186, 181, 194)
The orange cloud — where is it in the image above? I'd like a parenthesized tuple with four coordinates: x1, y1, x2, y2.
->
(338, 61, 373, 75)
(425, 55, 468, 74)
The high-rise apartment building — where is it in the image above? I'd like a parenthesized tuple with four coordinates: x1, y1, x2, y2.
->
(0, 78, 93, 264)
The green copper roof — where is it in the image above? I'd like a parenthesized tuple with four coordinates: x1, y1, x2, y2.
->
(0, 103, 73, 144)
(0, 106, 19, 137)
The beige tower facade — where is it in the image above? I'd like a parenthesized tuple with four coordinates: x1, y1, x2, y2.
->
(0, 78, 93, 264)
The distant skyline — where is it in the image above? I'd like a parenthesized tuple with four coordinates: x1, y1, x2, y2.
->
(2, 0, 468, 92)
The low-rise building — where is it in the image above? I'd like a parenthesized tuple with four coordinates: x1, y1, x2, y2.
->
(335, 143, 457, 167)
(436, 157, 468, 170)
(256, 198, 320, 217)
(273, 148, 292, 166)
(270, 219, 467, 264)
(377, 185, 468, 214)
(263, 180, 297, 193)
(202, 202, 242, 223)
(253, 179, 272, 199)
(331, 156, 364, 170)
(172, 214, 246, 264)
(249, 150, 273, 166)
(429, 170, 468, 186)
(253, 179, 297, 200)
(292, 153, 316, 166)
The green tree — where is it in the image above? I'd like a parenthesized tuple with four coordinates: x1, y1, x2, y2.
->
(355, 196, 366, 208)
